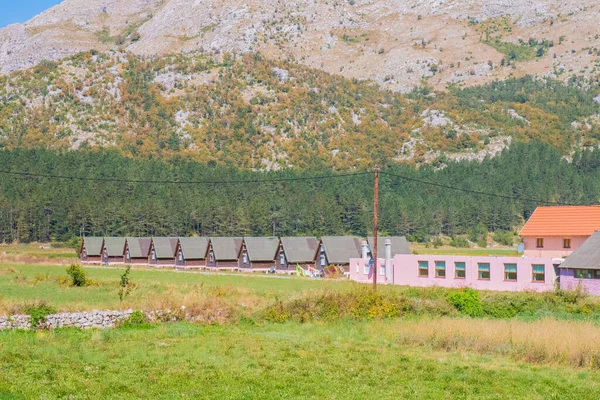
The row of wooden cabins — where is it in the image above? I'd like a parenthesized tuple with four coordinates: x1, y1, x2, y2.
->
(80, 236, 411, 273)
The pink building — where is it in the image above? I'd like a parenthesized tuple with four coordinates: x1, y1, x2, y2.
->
(349, 254, 558, 292)
(520, 206, 600, 258)
(558, 231, 600, 295)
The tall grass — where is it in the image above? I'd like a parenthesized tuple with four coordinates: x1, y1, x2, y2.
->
(392, 318, 600, 369)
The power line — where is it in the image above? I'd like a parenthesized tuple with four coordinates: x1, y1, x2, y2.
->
(0, 167, 582, 207)
(0, 168, 372, 185)
(379, 170, 578, 206)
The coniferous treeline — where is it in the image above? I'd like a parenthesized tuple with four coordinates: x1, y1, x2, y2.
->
(0, 141, 599, 243)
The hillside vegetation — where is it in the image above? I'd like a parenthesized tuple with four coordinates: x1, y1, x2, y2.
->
(0, 52, 599, 170)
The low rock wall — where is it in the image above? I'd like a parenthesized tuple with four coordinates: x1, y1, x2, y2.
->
(0, 310, 136, 331)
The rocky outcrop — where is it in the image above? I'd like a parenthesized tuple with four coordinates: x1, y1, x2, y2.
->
(0, 0, 599, 91)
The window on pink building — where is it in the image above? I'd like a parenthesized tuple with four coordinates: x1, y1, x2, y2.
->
(563, 239, 571, 249)
(478, 263, 490, 280)
(536, 238, 544, 248)
(418, 261, 428, 277)
(435, 261, 446, 278)
(504, 264, 517, 281)
(455, 262, 466, 278)
(532, 265, 545, 282)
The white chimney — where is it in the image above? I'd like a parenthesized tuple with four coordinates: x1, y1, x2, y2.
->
(385, 239, 393, 283)
(362, 240, 369, 259)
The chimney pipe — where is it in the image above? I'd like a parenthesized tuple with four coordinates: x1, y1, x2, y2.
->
(385, 239, 392, 283)
(362, 240, 369, 260)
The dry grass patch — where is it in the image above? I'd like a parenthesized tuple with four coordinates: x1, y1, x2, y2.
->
(393, 318, 600, 369)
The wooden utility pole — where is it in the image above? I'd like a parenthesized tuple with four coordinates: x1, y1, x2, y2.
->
(373, 165, 380, 290)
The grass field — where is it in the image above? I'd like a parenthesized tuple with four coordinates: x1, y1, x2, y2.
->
(2, 321, 600, 399)
(2, 262, 600, 398)
(0, 243, 78, 265)
(0, 263, 341, 314)
(410, 244, 518, 257)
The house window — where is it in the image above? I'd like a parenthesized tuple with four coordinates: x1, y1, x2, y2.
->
(242, 252, 248, 264)
(573, 270, 600, 279)
(320, 254, 326, 267)
(435, 261, 446, 278)
(178, 251, 183, 262)
(151, 250, 156, 261)
(209, 251, 214, 262)
(455, 262, 466, 278)
(504, 263, 517, 281)
(418, 261, 429, 277)
(364, 263, 369, 275)
(536, 238, 544, 248)
(478, 263, 490, 280)
(380, 263, 386, 276)
(279, 252, 285, 265)
(532, 265, 545, 282)
(563, 238, 571, 249)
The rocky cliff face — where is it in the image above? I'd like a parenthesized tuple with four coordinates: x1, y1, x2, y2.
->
(1, 0, 599, 91)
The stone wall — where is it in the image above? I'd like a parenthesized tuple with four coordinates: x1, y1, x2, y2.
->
(0, 310, 136, 331)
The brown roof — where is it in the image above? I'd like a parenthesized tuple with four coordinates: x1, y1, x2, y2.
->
(520, 206, 600, 237)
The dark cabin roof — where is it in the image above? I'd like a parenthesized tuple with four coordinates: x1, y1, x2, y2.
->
(103, 237, 126, 257)
(321, 236, 362, 265)
(127, 237, 151, 258)
(367, 236, 411, 257)
(561, 231, 600, 270)
(178, 237, 210, 260)
(209, 237, 243, 261)
(243, 237, 280, 262)
(83, 237, 103, 256)
(152, 237, 179, 259)
(280, 237, 319, 263)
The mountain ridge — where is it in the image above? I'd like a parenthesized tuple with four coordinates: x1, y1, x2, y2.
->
(2, 0, 600, 92)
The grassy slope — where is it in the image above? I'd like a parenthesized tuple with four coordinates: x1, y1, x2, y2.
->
(1, 321, 599, 399)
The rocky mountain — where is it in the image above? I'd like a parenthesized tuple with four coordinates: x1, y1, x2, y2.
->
(1, 0, 600, 92)
(0, 51, 598, 170)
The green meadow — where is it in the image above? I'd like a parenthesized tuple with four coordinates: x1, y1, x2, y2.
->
(2, 263, 600, 398)
(1, 321, 600, 399)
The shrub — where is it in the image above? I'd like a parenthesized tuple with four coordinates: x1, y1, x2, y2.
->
(23, 301, 57, 329)
(120, 310, 152, 329)
(263, 287, 408, 323)
(450, 236, 470, 248)
(127, 310, 147, 325)
(492, 230, 514, 246)
(556, 284, 588, 304)
(447, 288, 483, 317)
(118, 266, 133, 301)
(66, 264, 87, 287)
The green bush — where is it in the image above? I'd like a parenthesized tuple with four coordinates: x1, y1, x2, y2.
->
(492, 230, 514, 246)
(127, 311, 147, 325)
(23, 301, 57, 329)
(447, 288, 484, 317)
(66, 264, 87, 287)
(450, 236, 470, 248)
(263, 287, 408, 323)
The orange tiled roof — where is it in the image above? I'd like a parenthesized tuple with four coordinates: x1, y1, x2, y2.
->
(519, 206, 600, 237)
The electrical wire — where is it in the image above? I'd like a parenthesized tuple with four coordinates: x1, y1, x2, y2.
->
(0, 167, 584, 206)
(0, 168, 372, 185)
(379, 170, 580, 206)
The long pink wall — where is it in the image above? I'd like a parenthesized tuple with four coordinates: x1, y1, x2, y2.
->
(522, 236, 588, 258)
(349, 254, 557, 292)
